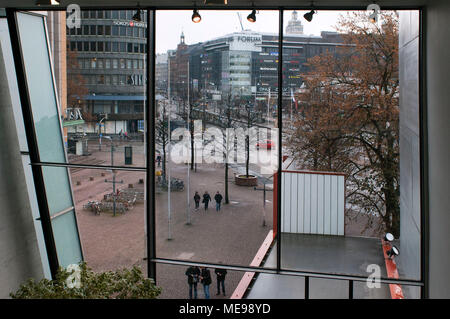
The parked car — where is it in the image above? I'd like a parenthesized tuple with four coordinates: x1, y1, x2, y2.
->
(256, 139, 274, 150)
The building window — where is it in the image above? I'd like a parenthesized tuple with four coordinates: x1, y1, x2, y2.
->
(112, 42, 119, 52)
(112, 59, 118, 69)
(105, 59, 111, 69)
(120, 42, 126, 52)
(112, 26, 119, 36)
(120, 58, 125, 69)
(105, 25, 111, 36)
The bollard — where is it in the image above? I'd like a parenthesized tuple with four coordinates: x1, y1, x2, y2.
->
(89, 176, 94, 181)
(101, 172, 105, 177)
(76, 181, 81, 186)
(139, 179, 144, 184)
(128, 183, 133, 188)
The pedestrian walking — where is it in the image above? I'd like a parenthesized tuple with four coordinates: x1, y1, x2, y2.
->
(156, 154, 161, 167)
(215, 267, 227, 296)
(202, 191, 211, 211)
(194, 191, 201, 210)
(185, 266, 200, 299)
(200, 267, 212, 299)
(214, 191, 223, 211)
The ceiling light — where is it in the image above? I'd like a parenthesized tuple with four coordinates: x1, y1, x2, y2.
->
(192, 9, 201, 23)
(36, 0, 60, 5)
(386, 246, 399, 259)
(132, 9, 142, 22)
(247, 9, 257, 23)
(383, 233, 395, 242)
(303, 10, 316, 22)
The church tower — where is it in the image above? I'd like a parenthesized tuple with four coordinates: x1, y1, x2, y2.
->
(285, 10, 304, 35)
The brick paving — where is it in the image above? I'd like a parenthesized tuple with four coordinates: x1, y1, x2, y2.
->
(71, 141, 273, 299)
(70, 139, 382, 299)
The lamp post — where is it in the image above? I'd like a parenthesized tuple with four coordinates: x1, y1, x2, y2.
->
(104, 136, 123, 216)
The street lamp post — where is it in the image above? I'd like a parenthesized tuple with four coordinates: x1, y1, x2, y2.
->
(104, 136, 123, 216)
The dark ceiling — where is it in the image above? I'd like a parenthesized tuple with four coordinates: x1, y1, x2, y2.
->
(0, 0, 429, 9)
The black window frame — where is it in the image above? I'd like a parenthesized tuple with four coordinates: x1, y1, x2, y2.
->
(4, 6, 427, 299)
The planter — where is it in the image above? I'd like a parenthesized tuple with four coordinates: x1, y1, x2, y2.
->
(235, 174, 258, 187)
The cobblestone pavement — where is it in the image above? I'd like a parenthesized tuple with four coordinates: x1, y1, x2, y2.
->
(71, 142, 273, 299)
(70, 140, 382, 299)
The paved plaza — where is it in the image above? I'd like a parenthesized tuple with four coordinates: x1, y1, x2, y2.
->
(71, 139, 273, 299)
(69, 138, 385, 299)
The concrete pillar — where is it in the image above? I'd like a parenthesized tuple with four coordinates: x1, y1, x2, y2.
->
(426, 0, 450, 298)
(0, 23, 45, 298)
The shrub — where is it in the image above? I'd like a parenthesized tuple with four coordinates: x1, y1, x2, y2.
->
(10, 262, 162, 299)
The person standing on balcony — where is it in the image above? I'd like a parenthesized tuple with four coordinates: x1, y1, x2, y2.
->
(215, 267, 227, 296)
(202, 191, 211, 211)
(185, 265, 200, 299)
(200, 266, 212, 299)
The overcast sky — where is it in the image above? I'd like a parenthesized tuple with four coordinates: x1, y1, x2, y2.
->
(155, 10, 350, 54)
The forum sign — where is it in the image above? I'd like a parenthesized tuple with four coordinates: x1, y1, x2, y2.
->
(228, 32, 262, 52)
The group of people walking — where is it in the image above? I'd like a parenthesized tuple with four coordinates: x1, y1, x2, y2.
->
(193, 191, 223, 211)
(185, 266, 227, 299)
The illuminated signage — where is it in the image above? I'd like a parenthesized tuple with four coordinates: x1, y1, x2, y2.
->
(113, 20, 146, 28)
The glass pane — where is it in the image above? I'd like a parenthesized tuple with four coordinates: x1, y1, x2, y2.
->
(353, 281, 421, 299)
(155, 10, 279, 269)
(42, 166, 73, 215)
(17, 12, 66, 163)
(51, 210, 83, 267)
(71, 168, 146, 272)
(61, 9, 147, 167)
(280, 10, 421, 281)
(156, 263, 242, 299)
(17, 11, 83, 266)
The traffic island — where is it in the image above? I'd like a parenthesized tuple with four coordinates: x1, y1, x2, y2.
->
(235, 174, 258, 186)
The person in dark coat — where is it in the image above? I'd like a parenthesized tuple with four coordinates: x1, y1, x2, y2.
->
(202, 191, 211, 211)
(200, 267, 212, 299)
(156, 154, 161, 167)
(194, 191, 201, 210)
(215, 267, 227, 296)
(185, 266, 200, 299)
(214, 191, 223, 211)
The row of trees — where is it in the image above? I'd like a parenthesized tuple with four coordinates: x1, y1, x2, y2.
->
(287, 11, 400, 236)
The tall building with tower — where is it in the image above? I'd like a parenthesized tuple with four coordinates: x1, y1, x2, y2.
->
(285, 11, 304, 35)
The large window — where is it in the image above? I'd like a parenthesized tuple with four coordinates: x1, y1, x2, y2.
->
(9, 7, 422, 299)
